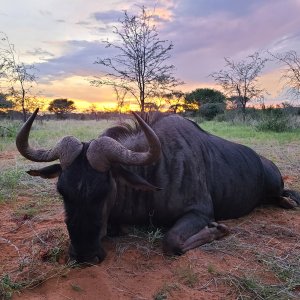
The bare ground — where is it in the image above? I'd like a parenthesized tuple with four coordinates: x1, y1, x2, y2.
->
(0, 145, 299, 300)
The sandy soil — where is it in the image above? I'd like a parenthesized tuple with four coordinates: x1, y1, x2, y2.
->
(0, 151, 299, 300)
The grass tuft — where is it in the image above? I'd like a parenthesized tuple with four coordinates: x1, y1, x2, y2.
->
(153, 282, 179, 300)
(0, 274, 23, 300)
(71, 283, 84, 292)
(175, 264, 199, 288)
(0, 167, 24, 202)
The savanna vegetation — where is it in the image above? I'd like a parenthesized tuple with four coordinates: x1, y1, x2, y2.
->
(0, 117, 299, 299)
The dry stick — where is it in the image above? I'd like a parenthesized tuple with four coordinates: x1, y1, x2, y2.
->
(26, 220, 48, 246)
(0, 237, 21, 258)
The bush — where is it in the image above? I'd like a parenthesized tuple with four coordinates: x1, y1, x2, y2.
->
(0, 122, 20, 138)
(255, 110, 291, 132)
(200, 103, 225, 120)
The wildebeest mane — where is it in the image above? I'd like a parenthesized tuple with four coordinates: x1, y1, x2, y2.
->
(101, 112, 170, 142)
(101, 112, 208, 143)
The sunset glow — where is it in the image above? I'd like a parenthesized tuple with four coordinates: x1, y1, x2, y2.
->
(1, 0, 300, 110)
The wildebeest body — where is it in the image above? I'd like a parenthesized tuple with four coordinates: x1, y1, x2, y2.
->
(108, 114, 271, 226)
(16, 109, 299, 262)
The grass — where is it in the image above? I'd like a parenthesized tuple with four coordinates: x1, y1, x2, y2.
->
(0, 167, 24, 202)
(0, 227, 73, 299)
(201, 219, 300, 299)
(70, 283, 84, 292)
(200, 120, 300, 145)
(0, 118, 114, 152)
(175, 264, 199, 288)
(12, 202, 40, 220)
(153, 282, 179, 300)
(0, 263, 74, 300)
(115, 226, 165, 259)
(0, 274, 23, 300)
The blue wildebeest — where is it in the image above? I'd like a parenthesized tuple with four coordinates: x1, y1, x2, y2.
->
(16, 108, 300, 263)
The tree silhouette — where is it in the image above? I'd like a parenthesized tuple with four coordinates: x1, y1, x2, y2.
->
(211, 52, 267, 121)
(91, 7, 182, 112)
(0, 32, 37, 121)
(48, 99, 76, 119)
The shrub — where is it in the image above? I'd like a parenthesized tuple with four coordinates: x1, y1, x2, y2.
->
(256, 110, 291, 132)
(0, 122, 20, 138)
(200, 103, 225, 120)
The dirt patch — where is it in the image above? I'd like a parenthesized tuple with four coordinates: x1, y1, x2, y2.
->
(1, 148, 299, 299)
(0, 151, 17, 169)
(0, 198, 298, 300)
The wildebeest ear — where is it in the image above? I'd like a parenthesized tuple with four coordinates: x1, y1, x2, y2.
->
(26, 164, 62, 179)
(112, 166, 162, 192)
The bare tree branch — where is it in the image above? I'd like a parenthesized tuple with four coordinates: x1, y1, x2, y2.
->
(90, 7, 183, 112)
(0, 31, 38, 121)
(269, 50, 300, 100)
(211, 52, 267, 121)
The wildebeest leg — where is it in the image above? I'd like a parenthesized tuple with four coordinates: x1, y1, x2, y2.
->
(163, 212, 229, 255)
(181, 222, 229, 253)
(281, 189, 300, 207)
(273, 189, 300, 209)
(278, 197, 298, 209)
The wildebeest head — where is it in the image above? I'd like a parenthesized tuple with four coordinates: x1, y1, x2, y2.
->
(16, 109, 161, 264)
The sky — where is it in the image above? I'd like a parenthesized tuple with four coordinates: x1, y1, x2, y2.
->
(1, 0, 300, 111)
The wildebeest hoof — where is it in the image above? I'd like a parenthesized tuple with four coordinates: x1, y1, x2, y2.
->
(279, 196, 298, 209)
(208, 222, 229, 235)
(208, 221, 219, 228)
(216, 223, 230, 236)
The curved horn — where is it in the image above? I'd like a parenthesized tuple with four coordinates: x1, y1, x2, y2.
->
(16, 108, 83, 168)
(87, 112, 161, 172)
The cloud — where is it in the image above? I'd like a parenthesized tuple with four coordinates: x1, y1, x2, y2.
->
(172, 0, 263, 18)
(158, 0, 300, 82)
(93, 10, 123, 23)
(39, 10, 52, 17)
(27, 48, 55, 58)
(35, 40, 117, 83)
(76, 20, 91, 26)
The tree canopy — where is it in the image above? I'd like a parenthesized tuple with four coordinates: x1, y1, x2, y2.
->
(48, 99, 76, 118)
(185, 88, 226, 108)
(0, 93, 13, 109)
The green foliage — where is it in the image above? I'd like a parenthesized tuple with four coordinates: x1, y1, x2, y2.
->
(221, 252, 300, 300)
(256, 109, 292, 132)
(0, 274, 23, 299)
(210, 106, 300, 132)
(222, 274, 282, 299)
(175, 264, 199, 288)
(185, 88, 226, 107)
(153, 283, 179, 300)
(0, 93, 13, 109)
(0, 167, 24, 202)
(147, 228, 164, 246)
(0, 121, 20, 138)
(129, 226, 164, 247)
(200, 119, 300, 145)
(48, 99, 76, 119)
(71, 283, 84, 292)
(200, 102, 225, 120)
